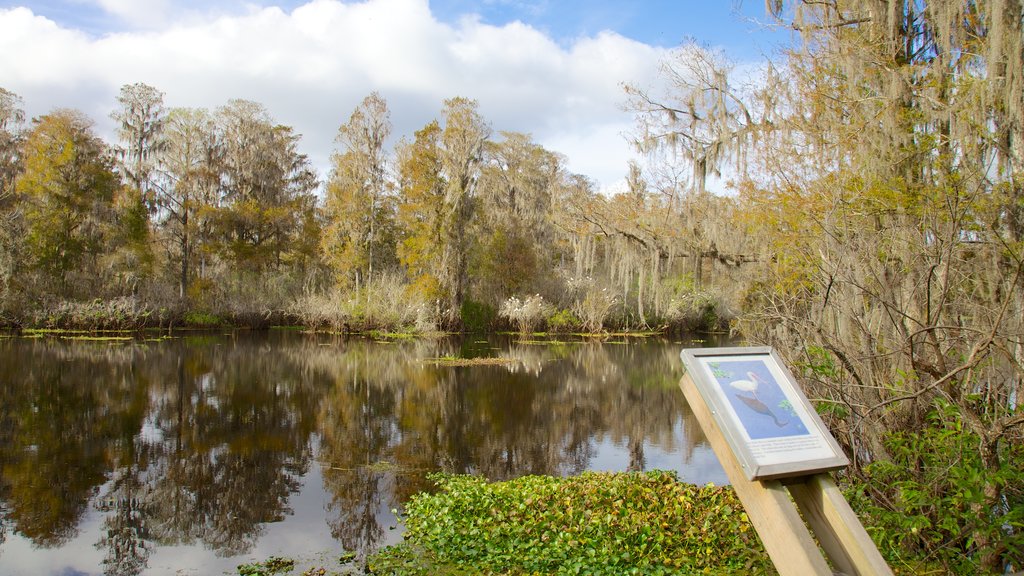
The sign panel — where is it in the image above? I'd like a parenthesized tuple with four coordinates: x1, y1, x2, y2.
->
(680, 346, 848, 480)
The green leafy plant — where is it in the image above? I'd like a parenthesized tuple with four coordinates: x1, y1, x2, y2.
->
(368, 471, 773, 575)
(183, 310, 222, 328)
(845, 401, 1024, 575)
(237, 556, 295, 576)
(546, 308, 581, 333)
(460, 299, 496, 333)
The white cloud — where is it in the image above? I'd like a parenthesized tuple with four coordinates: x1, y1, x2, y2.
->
(0, 0, 668, 190)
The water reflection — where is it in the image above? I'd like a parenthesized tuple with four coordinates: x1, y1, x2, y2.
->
(0, 333, 726, 575)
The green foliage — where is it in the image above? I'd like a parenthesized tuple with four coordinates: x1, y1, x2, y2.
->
(182, 310, 222, 328)
(798, 345, 839, 380)
(17, 109, 120, 296)
(547, 308, 581, 333)
(469, 227, 538, 306)
(459, 299, 495, 333)
(367, 471, 772, 575)
(846, 402, 1024, 575)
(237, 556, 295, 576)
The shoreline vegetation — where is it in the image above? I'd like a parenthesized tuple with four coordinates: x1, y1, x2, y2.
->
(0, 289, 730, 336)
(235, 471, 946, 576)
(231, 472, 775, 576)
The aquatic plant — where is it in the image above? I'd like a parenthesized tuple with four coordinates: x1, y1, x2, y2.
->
(367, 470, 773, 575)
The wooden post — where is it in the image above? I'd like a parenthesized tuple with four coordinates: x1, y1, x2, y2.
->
(680, 372, 893, 576)
(788, 474, 893, 576)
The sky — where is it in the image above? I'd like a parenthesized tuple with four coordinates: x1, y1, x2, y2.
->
(0, 0, 790, 192)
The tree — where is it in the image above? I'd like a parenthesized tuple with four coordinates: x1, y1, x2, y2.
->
(105, 83, 167, 294)
(471, 132, 561, 305)
(0, 87, 22, 195)
(690, 1, 1024, 572)
(153, 107, 221, 300)
(438, 97, 489, 328)
(0, 87, 24, 309)
(111, 82, 166, 209)
(624, 43, 771, 291)
(16, 109, 119, 297)
(396, 120, 445, 303)
(323, 92, 394, 288)
(211, 99, 318, 274)
(396, 98, 490, 329)
(624, 44, 772, 196)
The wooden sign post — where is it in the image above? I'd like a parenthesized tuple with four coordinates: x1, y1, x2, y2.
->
(679, 347, 892, 576)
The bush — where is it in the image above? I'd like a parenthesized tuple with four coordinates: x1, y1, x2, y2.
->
(572, 287, 617, 333)
(547, 308, 581, 333)
(460, 300, 496, 333)
(367, 471, 773, 575)
(664, 291, 731, 333)
(499, 294, 553, 334)
(845, 401, 1024, 575)
(290, 274, 434, 333)
(182, 310, 222, 328)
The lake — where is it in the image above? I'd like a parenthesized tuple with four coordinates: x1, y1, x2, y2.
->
(0, 331, 729, 575)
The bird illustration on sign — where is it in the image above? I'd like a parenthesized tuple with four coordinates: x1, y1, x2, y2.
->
(729, 371, 789, 427)
(706, 360, 808, 440)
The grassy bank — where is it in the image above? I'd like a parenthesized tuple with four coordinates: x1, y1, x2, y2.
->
(0, 273, 733, 335)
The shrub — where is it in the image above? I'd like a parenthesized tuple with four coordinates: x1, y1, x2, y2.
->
(290, 274, 434, 333)
(499, 294, 553, 334)
(460, 300, 496, 333)
(547, 308, 581, 333)
(664, 291, 731, 333)
(572, 287, 617, 333)
(183, 310, 222, 328)
(845, 401, 1024, 575)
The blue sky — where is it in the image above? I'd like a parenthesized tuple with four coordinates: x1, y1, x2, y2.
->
(429, 1, 787, 56)
(9, 1, 786, 54)
(0, 0, 788, 191)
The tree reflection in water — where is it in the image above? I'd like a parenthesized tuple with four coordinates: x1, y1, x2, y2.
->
(0, 332, 724, 574)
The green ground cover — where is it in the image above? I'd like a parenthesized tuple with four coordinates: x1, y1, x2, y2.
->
(366, 471, 773, 575)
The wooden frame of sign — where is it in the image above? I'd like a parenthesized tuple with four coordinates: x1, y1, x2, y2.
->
(679, 346, 892, 576)
(680, 346, 848, 480)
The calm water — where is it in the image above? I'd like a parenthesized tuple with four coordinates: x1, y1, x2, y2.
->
(0, 331, 728, 575)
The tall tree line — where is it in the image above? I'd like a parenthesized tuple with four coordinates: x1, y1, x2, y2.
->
(0, 84, 734, 332)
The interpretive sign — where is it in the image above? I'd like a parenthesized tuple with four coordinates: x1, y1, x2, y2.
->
(680, 346, 848, 480)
